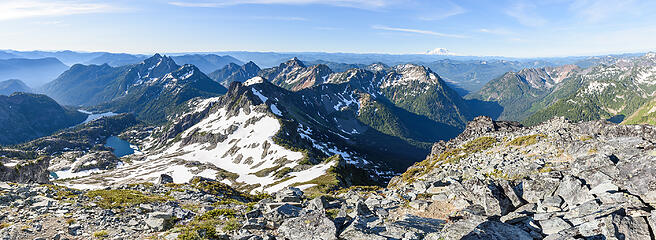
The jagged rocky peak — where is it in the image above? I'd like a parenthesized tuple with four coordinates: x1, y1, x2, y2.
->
(632, 52, 656, 67)
(284, 57, 306, 68)
(224, 62, 241, 71)
(261, 57, 334, 91)
(382, 64, 441, 87)
(243, 61, 260, 72)
(129, 53, 180, 83)
(512, 65, 579, 89)
(644, 52, 656, 62)
(210, 61, 261, 87)
(141, 53, 178, 70)
(366, 62, 389, 72)
(326, 68, 374, 84)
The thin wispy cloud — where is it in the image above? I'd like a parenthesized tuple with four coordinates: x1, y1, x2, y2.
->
(372, 25, 466, 38)
(479, 28, 515, 35)
(169, 0, 399, 9)
(569, 0, 642, 23)
(249, 16, 307, 21)
(314, 26, 343, 31)
(0, 0, 118, 21)
(33, 20, 64, 25)
(417, 1, 465, 21)
(505, 2, 547, 27)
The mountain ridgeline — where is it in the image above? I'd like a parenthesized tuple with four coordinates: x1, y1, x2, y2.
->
(0, 93, 87, 145)
(0, 57, 69, 87)
(0, 55, 506, 193)
(468, 52, 656, 126)
(208, 57, 495, 131)
(41, 54, 227, 124)
(0, 79, 32, 96)
(208, 61, 260, 87)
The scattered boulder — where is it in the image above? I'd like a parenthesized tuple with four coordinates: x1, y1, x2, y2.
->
(264, 203, 302, 224)
(278, 211, 337, 240)
(145, 211, 175, 231)
(275, 187, 303, 203)
(158, 174, 173, 185)
(539, 217, 572, 235)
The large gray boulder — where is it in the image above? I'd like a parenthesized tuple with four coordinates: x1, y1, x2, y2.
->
(278, 211, 337, 240)
(264, 203, 301, 225)
(274, 187, 303, 203)
(554, 176, 594, 208)
(431, 215, 532, 240)
(382, 214, 444, 239)
(539, 217, 572, 235)
(145, 211, 175, 231)
(338, 216, 387, 240)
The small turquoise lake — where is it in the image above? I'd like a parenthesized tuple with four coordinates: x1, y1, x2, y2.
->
(104, 136, 135, 157)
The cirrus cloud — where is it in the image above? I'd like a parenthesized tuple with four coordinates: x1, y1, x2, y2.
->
(169, 0, 402, 9)
(0, 0, 119, 21)
(372, 25, 466, 38)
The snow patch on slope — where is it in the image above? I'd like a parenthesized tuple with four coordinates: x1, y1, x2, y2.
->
(244, 76, 265, 86)
(636, 67, 656, 85)
(270, 104, 282, 116)
(251, 88, 268, 103)
(62, 101, 335, 194)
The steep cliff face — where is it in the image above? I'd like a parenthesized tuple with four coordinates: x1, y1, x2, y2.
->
(0, 157, 50, 184)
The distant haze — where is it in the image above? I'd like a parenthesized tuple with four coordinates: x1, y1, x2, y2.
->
(0, 0, 655, 58)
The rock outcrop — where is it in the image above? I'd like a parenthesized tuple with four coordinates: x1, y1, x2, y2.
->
(390, 116, 656, 239)
(0, 157, 50, 184)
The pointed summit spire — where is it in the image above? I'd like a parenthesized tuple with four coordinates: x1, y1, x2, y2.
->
(284, 57, 305, 68)
(243, 61, 261, 72)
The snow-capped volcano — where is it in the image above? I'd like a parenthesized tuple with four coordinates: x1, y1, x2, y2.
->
(425, 48, 454, 55)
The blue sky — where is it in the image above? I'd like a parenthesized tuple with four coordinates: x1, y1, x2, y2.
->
(1, 0, 655, 58)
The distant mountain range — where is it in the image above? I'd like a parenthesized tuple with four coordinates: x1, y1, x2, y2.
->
(92, 63, 227, 124)
(0, 79, 32, 96)
(42, 54, 227, 123)
(85, 53, 148, 67)
(467, 65, 580, 121)
(171, 54, 243, 73)
(208, 61, 260, 87)
(0, 93, 87, 145)
(215, 58, 480, 129)
(524, 53, 656, 125)
(0, 58, 69, 87)
(468, 52, 656, 126)
(2, 47, 656, 206)
(0, 49, 646, 93)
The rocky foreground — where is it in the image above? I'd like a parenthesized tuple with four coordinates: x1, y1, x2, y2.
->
(1, 116, 656, 239)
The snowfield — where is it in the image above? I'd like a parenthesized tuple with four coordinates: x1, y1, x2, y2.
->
(60, 91, 337, 193)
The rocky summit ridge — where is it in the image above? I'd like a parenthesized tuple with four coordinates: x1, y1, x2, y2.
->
(1, 115, 656, 239)
(391, 116, 656, 239)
